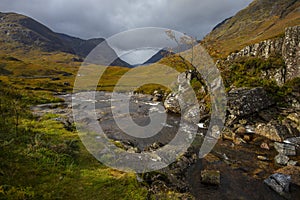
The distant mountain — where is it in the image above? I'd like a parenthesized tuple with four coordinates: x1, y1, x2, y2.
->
(0, 12, 132, 67)
(202, 0, 300, 58)
(143, 49, 171, 65)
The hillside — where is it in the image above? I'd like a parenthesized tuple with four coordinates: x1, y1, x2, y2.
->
(202, 0, 300, 58)
(0, 12, 131, 67)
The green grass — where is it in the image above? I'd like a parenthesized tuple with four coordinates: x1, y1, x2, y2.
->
(0, 82, 151, 200)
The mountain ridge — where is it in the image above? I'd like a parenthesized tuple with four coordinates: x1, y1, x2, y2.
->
(0, 12, 132, 67)
(202, 0, 300, 58)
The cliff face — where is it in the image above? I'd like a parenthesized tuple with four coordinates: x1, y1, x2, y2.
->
(226, 26, 300, 85)
(283, 26, 300, 82)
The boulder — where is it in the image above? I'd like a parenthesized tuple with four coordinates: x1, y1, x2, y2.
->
(255, 122, 290, 142)
(275, 166, 300, 186)
(264, 173, 291, 196)
(274, 142, 296, 156)
(227, 87, 274, 118)
(201, 170, 221, 186)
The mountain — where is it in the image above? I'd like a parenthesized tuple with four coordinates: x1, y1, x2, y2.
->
(202, 0, 300, 58)
(142, 49, 171, 65)
(0, 12, 132, 67)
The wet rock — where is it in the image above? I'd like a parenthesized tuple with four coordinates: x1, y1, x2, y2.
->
(284, 137, 300, 147)
(275, 154, 289, 166)
(201, 170, 221, 186)
(255, 122, 290, 142)
(264, 173, 291, 196)
(245, 125, 256, 134)
(274, 142, 296, 156)
(275, 166, 300, 186)
(227, 87, 274, 118)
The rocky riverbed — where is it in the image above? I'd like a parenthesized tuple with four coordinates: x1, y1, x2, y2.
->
(31, 88, 300, 199)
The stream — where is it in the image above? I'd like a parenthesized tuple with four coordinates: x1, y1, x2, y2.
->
(31, 92, 300, 200)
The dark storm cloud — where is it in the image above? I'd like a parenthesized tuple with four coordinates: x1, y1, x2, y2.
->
(0, 0, 252, 39)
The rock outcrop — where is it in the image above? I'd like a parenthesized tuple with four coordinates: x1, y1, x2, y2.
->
(227, 87, 274, 122)
(227, 26, 300, 85)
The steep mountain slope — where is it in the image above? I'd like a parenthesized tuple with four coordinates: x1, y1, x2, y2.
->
(0, 12, 74, 53)
(202, 0, 300, 58)
(0, 12, 132, 67)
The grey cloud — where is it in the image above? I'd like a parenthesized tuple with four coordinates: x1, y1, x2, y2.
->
(0, 0, 252, 39)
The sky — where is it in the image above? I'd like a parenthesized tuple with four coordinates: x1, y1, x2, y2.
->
(0, 0, 252, 40)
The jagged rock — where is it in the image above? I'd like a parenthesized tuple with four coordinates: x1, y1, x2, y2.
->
(274, 142, 296, 156)
(264, 173, 291, 196)
(275, 154, 290, 166)
(260, 142, 270, 150)
(282, 26, 300, 82)
(275, 166, 300, 186)
(227, 87, 274, 118)
(164, 93, 181, 114)
(286, 113, 300, 132)
(255, 122, 290, 142)
(201, 170, 221, 185)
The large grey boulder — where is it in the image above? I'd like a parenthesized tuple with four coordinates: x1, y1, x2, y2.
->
(264, 173, 291, 196)
(227, 87, 274, 118)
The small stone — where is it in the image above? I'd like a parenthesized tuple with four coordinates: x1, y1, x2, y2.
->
(201, 170, 221, 185)
(236, 126, 246, 135)
(274, 142, 296, 156)
(239, 119, 247, 125)
(222, 128, 235, 141)
(275, 154, 289, 165)
(260, 142, 270, 150)
(257, 156, 268, 161)
(234, 137, 246, 145)
(243, 135, 251, 142)
(264, 173, 291, 195)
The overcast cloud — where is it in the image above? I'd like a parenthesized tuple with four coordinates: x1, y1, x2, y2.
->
(0, 0, 252, 40)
